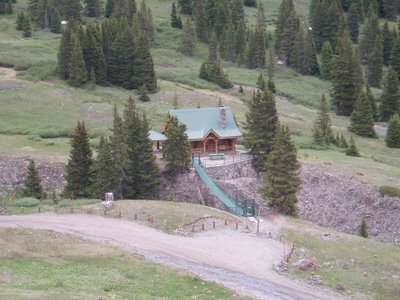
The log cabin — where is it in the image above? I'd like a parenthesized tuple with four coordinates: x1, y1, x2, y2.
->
(149, 106, 242, 154)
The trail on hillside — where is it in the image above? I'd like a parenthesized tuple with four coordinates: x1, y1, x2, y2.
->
(0, 67, 17, 80)
(0, 214, 343, 300)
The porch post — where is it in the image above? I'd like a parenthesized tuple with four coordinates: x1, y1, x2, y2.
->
(215, 138, 218, 153)
(203, 140, 206, 153)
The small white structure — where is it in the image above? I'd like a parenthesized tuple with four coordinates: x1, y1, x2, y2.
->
(103, 192, 114, 211)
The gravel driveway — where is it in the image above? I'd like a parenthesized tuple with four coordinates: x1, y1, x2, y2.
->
(0, 214, 343, 300)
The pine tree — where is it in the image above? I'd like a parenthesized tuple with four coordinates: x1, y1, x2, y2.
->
(194, 0, 207, 43)
(170, 1, 182, 29)
(340, 133, 349, 148)
(23, 16, 32, 38)
(389, 37, 400, 78)
(0, 0, 5, 14)
(334, 132, 340, 146)
(132, 33, 157, 92)
(68, 34, 87, 87)
(105, 0, 114, 17)
(178, 0, 193, 14)
(260, 124, 301, 216)
(360, 218, 368, 238)
(58, 23, 74, 80)
(178, 19, 196, 56)
(349, 90, 377, 137)
(16, 12, 25, 31)
(136, 0, 155, 45)
(162, 116, 191, 179)
(346, 136, 360, 156)
(139, 84, 150, 102)
(312, 94, 334, 145)
(207, 60, 233, 89)
(243, 90, 279, 171)
(23, 160, 43, 199)
(199, 61, 209, 80)
(220, 19, 236, 62)
(380, 67, 400, 121)
(257, 72, 266, 91)
(331, 32, 360, 116)
(110, 106, 131, 198)
(386, 114, 400, 148)
(107, 24, 134, 87)
(83, 23, 107, 86)
(382, 22, 393, 66)
(309, 0, 342, 51)
(347, 2, 360, 43)
(366, 84, 379, 121)
(123, 97, 159, 198)
(90, 136, 116, 199)
(135, 113, 160, 198)
(359, 12, 380, 62)
(381, 0, 397, 20)
(50, 9, 61, 34)
(267, 51, 276, 93)
(64, 121, 93, 198)
(208, 32, 218, 63)
(65, 0, 82, 20)
(6, 0, 12, 14)
(86, 0, 102, 18)
(298, 29, 319, 75)
(320, 41, 333, 80)
(213, 0, 228, 39)
(367, 35, 383, 87)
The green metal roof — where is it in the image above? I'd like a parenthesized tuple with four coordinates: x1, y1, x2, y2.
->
(169, 107, 242, 140)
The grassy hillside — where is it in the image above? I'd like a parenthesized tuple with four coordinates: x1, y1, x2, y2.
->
(0, 0, 399, 187)
(0, 227, 243, 299)
(280, 217, 400, 299)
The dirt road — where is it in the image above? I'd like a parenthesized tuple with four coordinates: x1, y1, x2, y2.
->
(0, 214, 343, 300)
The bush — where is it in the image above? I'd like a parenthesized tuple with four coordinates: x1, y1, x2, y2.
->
(379, 186, 400, 198)
(12, 197, 40, 207)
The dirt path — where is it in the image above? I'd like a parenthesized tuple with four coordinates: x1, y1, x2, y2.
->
(0, 214, 343, 300)
(0, 67, 17, 80)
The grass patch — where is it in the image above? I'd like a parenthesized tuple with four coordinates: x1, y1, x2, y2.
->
(379, 185, 400, 198)
(0, 227, 242, 299)
(85, 200, 240, 233)
(279, 219, 400, 299)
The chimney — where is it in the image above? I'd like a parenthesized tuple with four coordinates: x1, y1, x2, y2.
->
(219, 106, 227, 129)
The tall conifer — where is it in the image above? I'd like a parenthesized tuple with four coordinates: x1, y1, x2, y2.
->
(243, 90, 279, 171)
(320, 41, 333, 80)
(380, 67, 400, 121)
(260, 124, 301, 216)
(386, 114, 400, 148)
(367, 35, 383, 88)
(91, 136, 116, 199)
(178, 19, 196, 56)
(68, 34, 87, 87)
(23, 160, 44, 199)
(64, 121, 93, 198)
(349, 90, 377, 137)
(312, 94, 334, 145)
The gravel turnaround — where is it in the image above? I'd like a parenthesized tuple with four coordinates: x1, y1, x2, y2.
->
(0, 214, 344, 300)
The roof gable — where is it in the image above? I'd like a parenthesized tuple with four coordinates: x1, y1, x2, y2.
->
(169, 107, 242, 140)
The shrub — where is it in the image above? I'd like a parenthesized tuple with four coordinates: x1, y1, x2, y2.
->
(12, 197, 40, 207)
(379, 186, 400, 198)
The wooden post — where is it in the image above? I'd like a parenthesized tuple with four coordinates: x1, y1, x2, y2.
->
(104, 210, 107, 216)
(134, 213, 137, 220)
(224, 219, 228, 226)
(257, 218, 260, 234)
(70, 193, 74, 214)
(20, 207, 24, 214)
(235, 222, 239, 230)
(118, 210, 122, 218)
(202, 224, 205, 231)
(54, 207, 58, 213)
(38, 207, 41, 214)
(213, 221, 216, 229)
(192, 225, 195, 232)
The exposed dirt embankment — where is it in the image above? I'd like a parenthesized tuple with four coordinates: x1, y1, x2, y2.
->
(0, 156, 65, 196)
(0, 155, 399, 244)
(164, 161, 400, 245)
